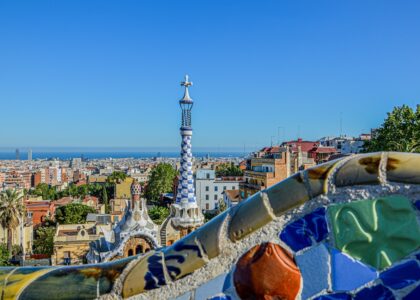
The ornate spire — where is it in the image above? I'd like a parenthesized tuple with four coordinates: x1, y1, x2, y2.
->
(180, 74, 193, 102)
(171, 75, 204, 231)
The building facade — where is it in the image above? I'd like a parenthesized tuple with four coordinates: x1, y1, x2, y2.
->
(195, 169, 242, 211)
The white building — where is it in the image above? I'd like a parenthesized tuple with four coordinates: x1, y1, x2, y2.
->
(319, 134, 371, 154)
(195, 169, 242, 211)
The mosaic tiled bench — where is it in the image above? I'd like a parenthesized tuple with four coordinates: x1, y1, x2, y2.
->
(1, 152, 420, 300)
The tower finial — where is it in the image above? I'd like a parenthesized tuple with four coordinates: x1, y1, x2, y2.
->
(181, 74, 192, 87)
(180, 74, 193, 101)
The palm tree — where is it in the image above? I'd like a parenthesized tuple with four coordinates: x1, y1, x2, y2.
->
(0, 190, 24, 254)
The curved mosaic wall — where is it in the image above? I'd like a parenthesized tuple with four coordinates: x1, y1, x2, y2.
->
(0, 152, 419, 300)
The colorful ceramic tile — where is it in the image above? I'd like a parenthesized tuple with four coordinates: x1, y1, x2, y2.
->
(195, 273, 227, 300)
(380, 260, 420, 290)
(233, 243, 301, 300)
(195, 211, 229, 258)
(3, 267, 52, 300)
(387, 152, 420, 184)
(122, 251, 168, 298)
(328, 195, 420, 270)
(334, 153, 382, 187)
(414, 200, 420, 211)
(403, 284, 420, 300)
(354, 284, 395, 300)
(18, 257, 134, 300)
(280, 207, 328, 252)
(295, 243, 330, 299)
(228, 192, 275, 241)
(207, 295, 231, 300)
(173, 291, 192, 300)
(163, 235, 207, 281)
(313, 293, 351, 300)
(265, 173, 310, 216)
(305, 159, 341, 197)
(330, 248, 378, 291)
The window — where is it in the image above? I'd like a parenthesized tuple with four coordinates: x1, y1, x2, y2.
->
(63, 251, 71, 265)
(206, 203, 209, 210)
(205, 195, 209, 200)
(223, 186, 227, 190)
(206, 173, 210, 179)
(232, 186, 236, 190)
(135, 245, 143, 254)
(205, 186, 209, 192)
(214, 195, 217, 200)
(214, 186, 218, 192)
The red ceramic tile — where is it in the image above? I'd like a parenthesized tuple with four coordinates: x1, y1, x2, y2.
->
(234, 243, 301, 300)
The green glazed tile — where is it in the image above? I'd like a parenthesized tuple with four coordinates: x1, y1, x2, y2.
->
(328, 195, 420, 270)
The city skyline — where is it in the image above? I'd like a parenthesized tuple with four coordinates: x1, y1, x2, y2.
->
(1, 1, 420, 148)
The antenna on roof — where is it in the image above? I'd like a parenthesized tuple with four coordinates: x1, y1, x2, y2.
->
(339, 112, 343, 137)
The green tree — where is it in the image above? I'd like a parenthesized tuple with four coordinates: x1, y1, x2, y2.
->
(148, 206, 170, 225)
(216, 162, 243, 177)
(33, 226, 56, 256)
(106, 171, 127, 184)
(0, 190, 24, 254)
(364, 105, 420, 153)
(0, 243, 10, 266)
(33, 183, 58, 200)
(55, 203, 96, 224)
(144, 163, 176, 205)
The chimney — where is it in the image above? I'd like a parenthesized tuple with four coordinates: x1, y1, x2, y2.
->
(297, 145, 303, 169)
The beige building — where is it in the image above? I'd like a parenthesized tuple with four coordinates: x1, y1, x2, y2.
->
(115, 177, 134, 199)
(52, 222, 111, 265)
(0, 220, 33, 257)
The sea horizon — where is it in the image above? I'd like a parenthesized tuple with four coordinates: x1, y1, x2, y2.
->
(0, 149, 250, 160)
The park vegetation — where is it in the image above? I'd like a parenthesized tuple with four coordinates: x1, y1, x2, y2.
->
(364, 104, 420, 153)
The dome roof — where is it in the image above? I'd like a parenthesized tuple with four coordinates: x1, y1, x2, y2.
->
(130, 180, 141, 195)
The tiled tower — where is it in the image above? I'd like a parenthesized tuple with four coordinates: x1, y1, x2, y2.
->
(130, 179, 141, 208)
(171, 75, 204, 233)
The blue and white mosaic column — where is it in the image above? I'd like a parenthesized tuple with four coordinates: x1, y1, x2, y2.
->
(171, 75, 204, 230)
(176, 133, 196, 204)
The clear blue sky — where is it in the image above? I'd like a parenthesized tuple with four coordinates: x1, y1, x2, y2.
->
(0, 1, 419, 150)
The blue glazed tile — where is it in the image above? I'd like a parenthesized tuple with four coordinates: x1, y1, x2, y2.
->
(403, 284, 420, 300)
(195, 273, 228, 300)
(313, 293, 351, 300)
(207, 295, 231, 300)
(380, 260, 420, 290)
(279, 207, 328, 252)
(414, 200, 420, 211)
(331, 248, 378, 291)
(354, 284, 395, 300)
(173, 291, 192, 300)
(144, 253, 167, 290)
(296, 243, 330, 299)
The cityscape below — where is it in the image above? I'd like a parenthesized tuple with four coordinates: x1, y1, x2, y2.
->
(0, 150, 246, 160)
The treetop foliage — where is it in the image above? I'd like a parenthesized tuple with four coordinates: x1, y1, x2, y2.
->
(55, 203, 96, 224)
(364, 105, 420, 153)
